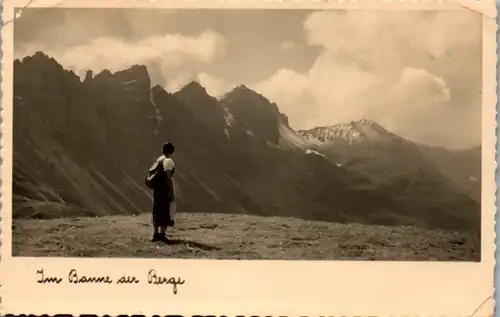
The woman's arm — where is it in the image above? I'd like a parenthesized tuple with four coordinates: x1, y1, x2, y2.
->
(165, 171, 175, 201)
(163, 158, 176, 201)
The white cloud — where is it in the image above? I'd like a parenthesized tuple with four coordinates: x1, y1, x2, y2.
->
(256, 10, 481, 148)
(381, 68, 453, 144)
(280, 40, 303, 51)
(252, 68, 316, 127)
(15, 10, 480, 149)
(17, 30, 228, 91)
(197, 72, 237, 98)
(253, 69, 308, 105)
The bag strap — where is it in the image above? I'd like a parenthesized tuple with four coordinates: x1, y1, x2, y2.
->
(154, 157, 167, 173)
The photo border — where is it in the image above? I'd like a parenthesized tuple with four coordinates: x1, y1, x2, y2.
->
(0, 0, 496, 315)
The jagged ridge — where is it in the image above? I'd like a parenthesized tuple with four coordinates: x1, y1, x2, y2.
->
(12, 51, 481, 233)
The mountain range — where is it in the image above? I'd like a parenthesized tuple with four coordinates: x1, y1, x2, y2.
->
(12, 51, 481, 233)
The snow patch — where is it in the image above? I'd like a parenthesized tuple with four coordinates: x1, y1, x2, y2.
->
(223, 107, 234, 127)
(245, 130, 254, 137)
(305, 148, 326, 157)
(299, 120, 405, 146)
(149, 90, 164, 136)
(123, 80, 137, 84)
(301, 123, 364, 144)
(266, 141, 280, 149)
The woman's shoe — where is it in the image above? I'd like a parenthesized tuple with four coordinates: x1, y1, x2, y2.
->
(151, 233, 161, 242)
(160, 234, 169, 243)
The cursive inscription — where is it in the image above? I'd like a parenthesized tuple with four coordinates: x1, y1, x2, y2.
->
(35, 269, 185, 294)
(36, 269, 62, 284)
(116, 274, 140, 284)
(68, 269, 113, 284)
(148, 269, 185, 294)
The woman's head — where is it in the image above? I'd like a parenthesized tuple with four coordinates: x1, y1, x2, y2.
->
(162, 142, 175, 155)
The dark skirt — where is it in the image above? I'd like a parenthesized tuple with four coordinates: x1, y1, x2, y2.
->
(152, 189, 172, 227)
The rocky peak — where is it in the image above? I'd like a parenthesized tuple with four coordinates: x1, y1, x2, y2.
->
(85, 64, 151, 105)
(14, 51, 81, 103)
(32, 50, 50, 59)
(351, 118, 393, 135)
(92, 64, 150, 86)
(173, 81, 228, 140)
(21, 51, 58, 65)
(354, 118, 380, 128)
(83, 70, 93, 83)
(174, 81, 217, 105)
(151, 84, 189, 114)
(178, 81, 208, 95)
(119, 64, 150, 81)
(278, 112, 291, 128)
(299, 118, 411, 147)
(222, 84, 270, 105)
(220, 85, 286, 144)
(152, 84, 166, 94)
(231, 84, 252, 93)
(15, 51, 68, 76)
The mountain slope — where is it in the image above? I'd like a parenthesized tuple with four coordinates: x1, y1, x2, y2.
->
(12, 52, 480, 233)
(299, 120, 481, 202)
(298, 120, 481, 231)
(419, 145, 481, 201)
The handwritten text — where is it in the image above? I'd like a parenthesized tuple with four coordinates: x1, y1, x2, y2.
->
(35, 268, 185, 294)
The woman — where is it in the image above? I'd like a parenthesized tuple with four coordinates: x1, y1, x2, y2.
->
(149, 142, 176, 243)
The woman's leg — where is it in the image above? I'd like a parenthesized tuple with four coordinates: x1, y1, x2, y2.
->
(152, 224, 160, 241)
(159, 226, 169, 243)
(169, 201, 176, 226)
(152, 193, 161, 241)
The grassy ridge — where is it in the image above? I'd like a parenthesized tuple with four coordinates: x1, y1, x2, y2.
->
(12, 212, 480, 261)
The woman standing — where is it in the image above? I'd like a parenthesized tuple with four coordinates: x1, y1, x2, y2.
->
(148, 142, 176, 243)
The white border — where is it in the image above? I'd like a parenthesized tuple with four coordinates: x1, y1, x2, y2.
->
(0, 0, 496, 315)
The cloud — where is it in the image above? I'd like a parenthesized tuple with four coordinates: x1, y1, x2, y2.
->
(252, 69, 317, 127)
(382, 68, 452, 143)
(194, 72, 234, 98)
(256, 10, 481, 149)
(14, 9, 481, 149)
(16, 30, 228, 91)
(280, 40, 303, 51)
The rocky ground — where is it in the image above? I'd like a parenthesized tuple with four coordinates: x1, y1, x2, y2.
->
(12, 212, 480, 261)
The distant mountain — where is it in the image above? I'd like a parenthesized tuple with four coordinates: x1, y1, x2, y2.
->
(298, 121, 481, 202)
(12, 51, 480, 233)
(300, 119, 414, 147)
(419, 145, 481, 202)
(298, 119, 442, 183)
(298, 120, 481, 230)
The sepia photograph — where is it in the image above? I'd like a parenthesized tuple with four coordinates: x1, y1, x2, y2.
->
(10, 7, 484, 261)
(0, 0, 496, 315)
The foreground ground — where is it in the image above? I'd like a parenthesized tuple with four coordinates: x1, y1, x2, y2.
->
(12, 212, 480, 261)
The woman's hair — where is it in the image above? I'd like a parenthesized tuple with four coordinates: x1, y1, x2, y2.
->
(162, 142, 175, 154)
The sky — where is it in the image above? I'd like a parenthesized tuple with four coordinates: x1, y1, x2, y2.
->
(14, 8, 482, 149)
